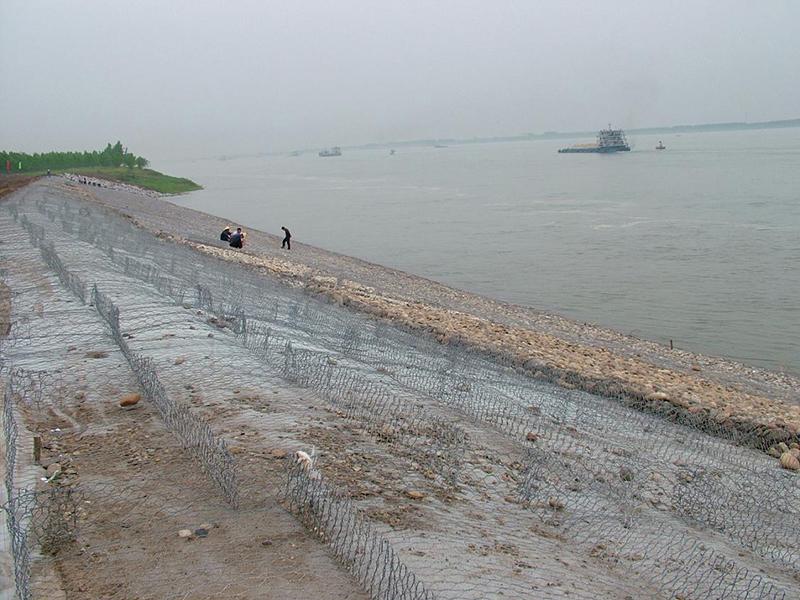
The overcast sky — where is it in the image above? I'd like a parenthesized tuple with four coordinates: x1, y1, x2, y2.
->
(2, 1, 799, 160)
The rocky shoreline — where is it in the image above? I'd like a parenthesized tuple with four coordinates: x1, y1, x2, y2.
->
(34, 177, 800, 454)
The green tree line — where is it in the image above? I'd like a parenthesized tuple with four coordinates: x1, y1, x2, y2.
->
(0, 141, 149, 172)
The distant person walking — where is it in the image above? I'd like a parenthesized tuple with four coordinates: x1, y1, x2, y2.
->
(281, 226, 292, 250)
(220, 226, 232, 242)
(229, 227, 244, 249)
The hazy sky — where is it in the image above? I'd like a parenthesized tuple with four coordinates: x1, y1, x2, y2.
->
(2, 1, 799, 160)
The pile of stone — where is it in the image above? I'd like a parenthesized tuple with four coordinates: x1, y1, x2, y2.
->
(768, 441, 800, 470)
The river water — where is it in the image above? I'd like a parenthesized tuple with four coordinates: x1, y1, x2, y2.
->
(162, 128, 800, 374)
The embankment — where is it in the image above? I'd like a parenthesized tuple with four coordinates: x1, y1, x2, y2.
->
(19, 176, 800, 452)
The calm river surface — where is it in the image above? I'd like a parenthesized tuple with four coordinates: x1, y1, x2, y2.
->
(162, 128, 800, 374)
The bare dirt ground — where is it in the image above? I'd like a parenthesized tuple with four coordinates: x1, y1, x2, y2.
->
(1, 179, 798, 600)
(0, 194, 369, 599)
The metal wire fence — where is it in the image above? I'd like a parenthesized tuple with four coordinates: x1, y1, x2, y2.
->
(0, 188, 797, 599)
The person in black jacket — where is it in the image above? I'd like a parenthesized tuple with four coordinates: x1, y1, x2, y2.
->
(281, 226, 291, 250)
(229, 227, 244, 248)
(220, 226, 232, 242)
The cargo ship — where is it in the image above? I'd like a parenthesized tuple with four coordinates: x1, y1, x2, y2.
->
(318, 146, 342, 157)
(558, 127, 630, 153)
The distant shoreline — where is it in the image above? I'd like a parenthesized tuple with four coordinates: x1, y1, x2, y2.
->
(2, 167, 202, 195)
(255, 117, 800, 158)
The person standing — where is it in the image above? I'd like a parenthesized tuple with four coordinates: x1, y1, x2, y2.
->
(281, 226, 292, 250)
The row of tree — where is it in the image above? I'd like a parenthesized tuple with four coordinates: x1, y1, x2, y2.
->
(0, 141, 149, 173)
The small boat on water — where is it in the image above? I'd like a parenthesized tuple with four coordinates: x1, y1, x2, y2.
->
(319, 146, 342, 157)
(656, 141, 666, 150)
(389, 149, 396, 155)
(559, 126, 631, 153)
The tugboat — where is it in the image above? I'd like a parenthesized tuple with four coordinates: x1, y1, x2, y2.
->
(655, 141, 666, 150)
(558, 126, 631, 153)
(318, 146, 342, 157)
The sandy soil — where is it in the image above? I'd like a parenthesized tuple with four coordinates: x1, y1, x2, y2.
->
(32, 176, 796, 449)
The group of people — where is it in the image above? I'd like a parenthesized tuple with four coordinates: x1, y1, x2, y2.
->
(220, 225, 291, 250)
(220, 225, 247, 248)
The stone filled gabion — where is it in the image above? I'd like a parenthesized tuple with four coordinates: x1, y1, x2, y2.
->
(2, 194, 798, 600)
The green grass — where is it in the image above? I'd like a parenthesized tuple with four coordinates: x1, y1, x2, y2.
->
(64, 167, 202, 194)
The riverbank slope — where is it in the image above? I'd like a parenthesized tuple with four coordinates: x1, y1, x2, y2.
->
(15, 177, 800, 450)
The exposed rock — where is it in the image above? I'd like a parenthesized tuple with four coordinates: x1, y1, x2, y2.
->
(119, 393, 141, 408)
(780, 452, 800, 470)
(405, 490, 424, 500)
(46, 463, 61, 477)
(178, 529, 193, 538)
(548, 496, 565, 510)
(777, 442, 790, 454)
(270, 448, 287, 459)
(619, 466, 635, 482)
(526, 432, 538, 442)
(194, 528, 209, 538)
(84, 350, 109, 359)
(174, 356, 186, 365)
(767, 446, 782, 458)
(645, 392, 669, 402)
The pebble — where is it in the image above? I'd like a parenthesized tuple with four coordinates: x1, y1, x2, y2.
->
(779, 452, 800, 471)
(405, 490, 425, 500)
(548, 496, 565, 510)
(85, 350, 109, 359)
(526, 432, 538, 442)
(194, 528, 209, 538)
(174, 356, 186, 365)
(119, 393, 141, 408)
(178, 529, 193, 538)
(270, 449, 287, 459)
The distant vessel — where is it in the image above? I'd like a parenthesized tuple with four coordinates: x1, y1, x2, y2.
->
(319, 146, 342, 157)
(656, 141, 666, 150)
(389, 149, 396, 155)
(558, 127, 631, 153)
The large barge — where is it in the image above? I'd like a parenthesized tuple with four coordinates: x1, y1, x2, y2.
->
(559, 127, 630, 153)
(319, 146, 342, 157)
